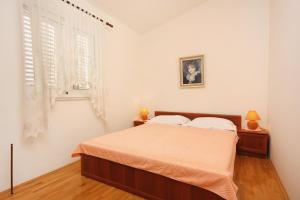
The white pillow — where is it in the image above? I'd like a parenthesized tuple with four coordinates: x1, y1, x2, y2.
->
(184, 117, 236, 131)
(146, 115, 191, 125)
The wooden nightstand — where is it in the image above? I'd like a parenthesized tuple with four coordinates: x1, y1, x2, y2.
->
(237, 129, 270, 158)
(133, 119, 146, 127)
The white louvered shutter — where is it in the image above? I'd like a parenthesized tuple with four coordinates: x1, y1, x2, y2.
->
(74, 34, 90, 90)
(22, 7, 35, 86)
(40, 21, 57, 88)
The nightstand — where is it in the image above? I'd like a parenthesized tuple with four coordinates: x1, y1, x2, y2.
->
(237, 129, 270, 158)
(133, 119, 146, 127)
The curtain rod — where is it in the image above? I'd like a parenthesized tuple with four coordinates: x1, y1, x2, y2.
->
(61, 0, 114, 28)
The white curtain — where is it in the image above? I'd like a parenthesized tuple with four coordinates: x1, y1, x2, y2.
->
(57, 0, 106, 119)
(22, 0, 105, 138)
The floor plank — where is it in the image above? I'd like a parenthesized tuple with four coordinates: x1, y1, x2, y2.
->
(234, 156, 288, 200)
(0, 156, 288, 200)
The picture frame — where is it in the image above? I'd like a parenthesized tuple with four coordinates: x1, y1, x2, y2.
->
(180, 55, 205, 88)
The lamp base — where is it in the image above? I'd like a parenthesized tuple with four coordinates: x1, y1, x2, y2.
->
(247, 121, 259, 130)
(140, 115, 148, 121)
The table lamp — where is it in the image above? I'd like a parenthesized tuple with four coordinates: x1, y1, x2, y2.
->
(246, 110, 261, 130)
(140, 108, 149, 121)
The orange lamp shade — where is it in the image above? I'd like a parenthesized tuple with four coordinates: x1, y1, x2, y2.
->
(246, 111, 261, 121)
(246, 110, 261, 130)
(140, 108, 149, 120)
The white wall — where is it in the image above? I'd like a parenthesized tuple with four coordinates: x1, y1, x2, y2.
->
(0, 0, 141, 192)
(140, 0, 270, 127)
(269, 0, 300, 199)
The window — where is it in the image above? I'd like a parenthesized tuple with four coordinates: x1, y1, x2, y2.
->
(22, 6, 60, 89)
(21, 0, 102, 103)
(22, 6, 35, 86)
(40, 21, 57, 88)
(74, 34, 90, 90)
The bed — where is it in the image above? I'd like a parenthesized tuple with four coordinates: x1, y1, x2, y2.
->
(73, 111, 241, 200)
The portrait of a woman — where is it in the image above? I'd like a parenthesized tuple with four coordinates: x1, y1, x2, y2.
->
(180, 55, 204, 87)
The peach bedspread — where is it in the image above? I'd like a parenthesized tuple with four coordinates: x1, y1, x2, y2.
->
(72, 124, 238, 200)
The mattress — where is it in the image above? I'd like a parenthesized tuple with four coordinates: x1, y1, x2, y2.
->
(72, 123, 238, 200)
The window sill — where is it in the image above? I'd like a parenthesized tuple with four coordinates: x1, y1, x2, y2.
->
(56, 96, 89, 101)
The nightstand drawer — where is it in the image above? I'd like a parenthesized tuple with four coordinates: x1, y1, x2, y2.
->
(237, 130, 269, 158)
(238, 134, 268, 154)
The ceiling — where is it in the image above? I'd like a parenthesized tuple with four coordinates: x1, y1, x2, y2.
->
(87, 0, 207, 33)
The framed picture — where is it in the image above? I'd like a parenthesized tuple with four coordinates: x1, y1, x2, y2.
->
(180, 55, 205, 88)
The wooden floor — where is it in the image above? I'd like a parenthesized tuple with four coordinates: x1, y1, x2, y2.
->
(0, 156, 288, 200)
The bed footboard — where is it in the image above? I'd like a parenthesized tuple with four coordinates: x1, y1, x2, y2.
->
(81, 154, 224, 200)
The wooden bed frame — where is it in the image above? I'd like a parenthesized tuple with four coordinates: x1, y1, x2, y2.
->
(81, 111, 242, 200)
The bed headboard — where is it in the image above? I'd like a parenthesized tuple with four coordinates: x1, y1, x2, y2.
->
(155, 111, 242, 129)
